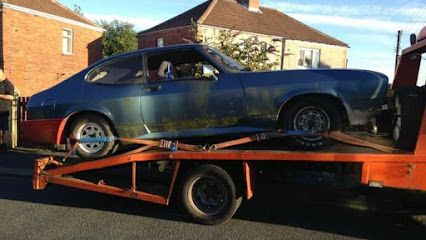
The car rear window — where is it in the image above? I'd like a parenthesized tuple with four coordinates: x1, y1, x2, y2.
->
(88, 55, 144, 84)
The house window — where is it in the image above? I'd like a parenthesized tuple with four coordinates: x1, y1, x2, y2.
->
(157, 38, 164, 47)
(62, 29, 73, 54)
(298, 49, 320, 69)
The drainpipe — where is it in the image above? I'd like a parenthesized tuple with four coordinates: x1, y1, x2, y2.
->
(280, 38, 286, 70)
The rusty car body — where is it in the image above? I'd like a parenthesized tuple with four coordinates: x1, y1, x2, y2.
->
(23, 44, 388, 158)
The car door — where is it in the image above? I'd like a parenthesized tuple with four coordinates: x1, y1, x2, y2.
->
(139, 48, 245, 138)
(82, 54, 145, 138)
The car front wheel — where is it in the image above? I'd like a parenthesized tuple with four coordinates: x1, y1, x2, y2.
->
(281, 98, 342, 149)
(70, 115, 116, 159)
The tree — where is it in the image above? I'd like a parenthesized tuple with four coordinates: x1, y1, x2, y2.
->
(191, 20, 279, 71)
(73, 4, 83, 16)
(98, 20, 138, 57)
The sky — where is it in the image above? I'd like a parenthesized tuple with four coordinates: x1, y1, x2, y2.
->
(59, 0, 426, 82)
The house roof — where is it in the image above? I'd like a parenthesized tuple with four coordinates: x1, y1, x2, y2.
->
(1, 0, 98, 27)
(139, 1, 212, 34)
(138, 0, 348, 47)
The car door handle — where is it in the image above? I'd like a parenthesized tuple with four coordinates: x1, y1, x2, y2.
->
(143, 85, 161, 92)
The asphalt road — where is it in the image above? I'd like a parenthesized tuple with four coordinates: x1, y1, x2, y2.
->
(1, 150, 426, 240)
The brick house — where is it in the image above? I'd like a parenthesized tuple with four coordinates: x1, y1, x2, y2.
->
(138, 0, 348, 70)
(0, 0, 104, 97)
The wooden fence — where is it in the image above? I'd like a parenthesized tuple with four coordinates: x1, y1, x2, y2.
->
(0, 97, 30, 148)
(17, 97, 30, 123)
(7, 97, 29, 148)
(16, 97, 30, 147)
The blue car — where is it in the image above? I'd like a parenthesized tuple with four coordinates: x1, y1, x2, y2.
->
(24, 44, 388, 158)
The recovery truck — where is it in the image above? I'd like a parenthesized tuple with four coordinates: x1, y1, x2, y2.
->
(32, 26, 426, 225)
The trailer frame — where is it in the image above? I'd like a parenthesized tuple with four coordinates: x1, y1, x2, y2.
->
(32, 28, 426, 225)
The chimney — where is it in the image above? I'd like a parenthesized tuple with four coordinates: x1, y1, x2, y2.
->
(240, 0, 260, 12)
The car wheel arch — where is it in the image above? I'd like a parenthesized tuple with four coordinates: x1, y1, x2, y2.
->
(60, 111, 118, 143)
(277, 93, 349, 127)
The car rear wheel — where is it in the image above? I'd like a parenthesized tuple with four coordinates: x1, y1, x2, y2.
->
(70, 115, 116, 159)
(281, 98, 342, 149)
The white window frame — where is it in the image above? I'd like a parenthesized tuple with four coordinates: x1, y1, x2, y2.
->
(298, 48, 320, 69)
(157, 38, 164, 47)
(62, 28, 73, 55)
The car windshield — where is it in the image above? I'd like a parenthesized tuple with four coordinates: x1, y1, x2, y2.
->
(205, 47, 246, 72)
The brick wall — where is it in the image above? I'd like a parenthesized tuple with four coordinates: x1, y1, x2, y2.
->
(138, 26, 194, 49)
(1, 8, 103, 96)
(0, 12, 3, 69)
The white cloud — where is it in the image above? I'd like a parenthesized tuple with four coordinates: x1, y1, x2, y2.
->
(264, 1, 426, 20)
(264, 1, 426, 34)
(264, 1, 384, 17)
(345, 33, 395, 46)
(85, 13, 161, 31)
(348, 50, 397, 81)
(288, 13, 425, 34)
(349, 61, 395, 82)
(261, 1, 426, 81)
(390, 7, 426, 22)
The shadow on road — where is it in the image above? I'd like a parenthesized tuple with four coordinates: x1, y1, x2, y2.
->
(236, 184, 426, 239)
(1, 150, 426, 239)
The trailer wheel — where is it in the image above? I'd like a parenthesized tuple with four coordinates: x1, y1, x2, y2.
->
(180, 164, 242, 225)
(282, 98, 342, 149)
(70, 115, 116, 159)
(393, 87, 425, 150)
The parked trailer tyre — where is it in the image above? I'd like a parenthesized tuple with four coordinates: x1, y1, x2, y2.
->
(180, 164, 242, 225)
(393, 87, 425, 150)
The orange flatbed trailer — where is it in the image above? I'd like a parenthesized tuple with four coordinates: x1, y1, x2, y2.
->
(32, 27, 426, 225)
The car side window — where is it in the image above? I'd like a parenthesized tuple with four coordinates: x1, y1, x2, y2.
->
(147, 50, 218, 82)
(88, 55, 144, 84)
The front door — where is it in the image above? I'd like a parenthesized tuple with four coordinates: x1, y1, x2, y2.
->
(140, 49, 245, 139)
(82, 54, 145, 138)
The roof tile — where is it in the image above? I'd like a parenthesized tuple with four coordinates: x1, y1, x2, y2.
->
(139, 0, 211, 35)
(139, 0, 347, 47)
(1, 0, 98, 26)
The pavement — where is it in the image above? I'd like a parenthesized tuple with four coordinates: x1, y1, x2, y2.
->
(1, 149, 426, 239)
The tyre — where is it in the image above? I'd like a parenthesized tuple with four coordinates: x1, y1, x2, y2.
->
(393, 87, 425, 150)
(180, 164, 242, 225)
(70, 114, 116, 159)
(281, 98, 342, 149)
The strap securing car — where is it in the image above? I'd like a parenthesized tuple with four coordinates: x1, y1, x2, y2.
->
(78, 136, 117, 143)
(210, 130, 308, 151)
(65, 130, 396, 162)
(159, 140, 178, 151)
